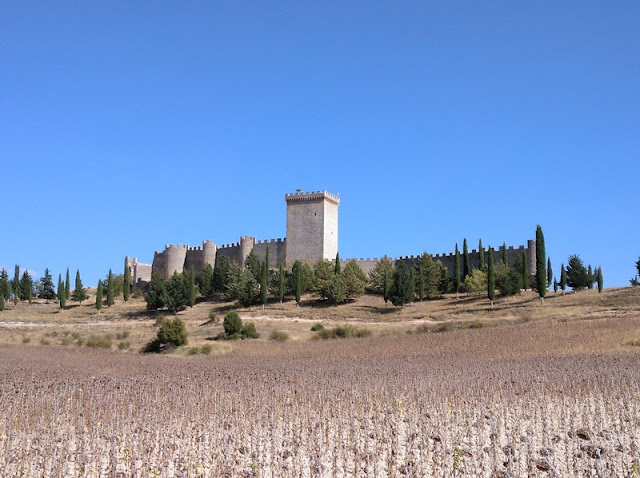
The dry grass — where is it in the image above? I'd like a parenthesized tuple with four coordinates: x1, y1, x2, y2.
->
(0, 287, 639, 475)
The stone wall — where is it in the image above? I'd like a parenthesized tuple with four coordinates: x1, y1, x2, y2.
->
(124, 257, 152, 292)
(252, 238, 286, 268)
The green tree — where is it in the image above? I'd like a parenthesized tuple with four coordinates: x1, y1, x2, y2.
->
(20, 271, 33, 304)
(502, 242, 508, 267)
(597, 266, 604, 299)
(566, 255, 589, 291)
(244, 250, 261, 281)
(106, 269, 115, 307)
(454, 244, 461, 298)
(313, 259, 334, 299)
(547, 258, 553, 288)
(587, 265, 594, 289)
(57, 274, 66, 309)
(478, 239, 485, 270)
(334, 252, 341, 275)
(123, 264, 131, 302)
(559, 263, 567, 295)
(277, 262, 286, 303)
(553, 277, 558, 293)
(157, 317, 188, 347)
(186, 269, 196, 308)
(13, 265, 20, 302)
(65, 267, 71, 300)
(165, 273, 188, 313)
(199, 263, 214, 300)
(223, 310, 243, 336)
(414, 253, 438, 301)
(342, 260, 367, 299)
(39, 268, 56, 302)
(234, 269, 259, 309)
(462, 238, 470, 279)
(0, 269, 12, 300)
(325, 274, 347, 304)
(95, 280, 103, 314)
(367, 256, 394, 295)
(435, 260, 450, 296)
(535, 225, 547, 302)
(260, 249, 269, 309)
(0, 291, 4, 313)
(213, 255, 233, 295)
(463, 269, 487, 296)
(390, 261, 413, 308)
(145, 273, 167, 310)
(495, 263, 522, 297)
(293, 261, 302, 306)
(71, 270, 88, 304)
(383, 265, 390, 305)
(487, 247, 495, 306)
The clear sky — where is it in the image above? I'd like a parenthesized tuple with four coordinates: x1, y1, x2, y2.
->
(2, 1, 638, 288)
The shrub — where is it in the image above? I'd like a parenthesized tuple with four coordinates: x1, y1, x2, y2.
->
(223, 311, 243, 336)
(434, 323, 453, 333)
(467, 320, 484, 329)
(317, 325, 372, 340)
(414, 324, 430, 335)
(145, 317, 189, 353)
(116, 330, 130, 340)
(241, 322, 260, 339)
(22, 335, 31, 344)
(86, 335, 112, 349)
(208, 309, 219, 323)
(187, 345, 213, 355)
(270, 330, 289, 342)
(310, 322, 325, 332)
(117, 341, 130, 350)
(60, 336, 73, 346)
(39, 337, 51, 346)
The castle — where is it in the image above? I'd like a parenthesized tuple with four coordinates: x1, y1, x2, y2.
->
(125, 190, 535, 289)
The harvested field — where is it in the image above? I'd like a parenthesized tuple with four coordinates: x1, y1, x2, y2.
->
(1, 292, 640, 476)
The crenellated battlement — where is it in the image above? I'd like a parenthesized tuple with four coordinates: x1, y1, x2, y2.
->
(285, 190, 340, 205)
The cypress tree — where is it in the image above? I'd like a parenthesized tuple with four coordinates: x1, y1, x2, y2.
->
(487, 247, 495, 307)
(560, 263, 567, 295)
(0, 269, 11, 300)
(107, 269, 114, 307)
(547, 257, 553, 288)
(261, 249, 269, 309)
(277, 262, 285, 303)
(123, 264, 131, 301)
(478, 239, 485, 270)
(20, 271, 33, 304)
(454, 244, 461, 299)
(502, 242, 508, 267)
(58, 274, 66, 309)
(187, 269, 196, 308)
(463, 238, 470, 279)
(0, 291, 4, 312)
(587, 265, 593, 289)
(535, 225, 546, 302)
(383, 266, 390, 306)
(522, 250, 528, 293)
(553, 278, 558, 294)
(597, 267, 604, 299)
(13, 265, 20, 302)
(71, 269, 88, 304)
(95, 280, 103, 313)
(294, 262, 302, 306)
(65, 268, 71, 300)
(334, 252, 341, 275)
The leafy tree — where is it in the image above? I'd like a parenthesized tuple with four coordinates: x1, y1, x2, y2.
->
(95, 280, 103, 313)
(495, 263, 522, 297)
(383, 265, 390, 305)
(367, 256, 394, 295)
(0, 269, 12, 300)
(463, 269, 487, 296)
(462, 238, 470, 279)
(454, 244, 461, 298)
(566, 255, 589, 291)
(57, 274, 66, 309)
(65, 267, 71, 301)
(435, 260, 450, 296)
(145, 273, 167, 310)
(313, 259, 334, 299)
(390, 261, 413, 308)
(597, 266, 604, 299)
(487, 247, 495, 306)
(106, 269, 115, 307)
(478, 239, 485, 270)
(39, 268, 56, 301)
(260, 250, 269, 309)
(213, 255, 233, 296)
(20, 271, 33, 304)
(186, 269, 196, 308)
(334, 252, 341, 275)
(535, 225, 547, 301)
(290, 261, 314, 306)
(165, 273, 188, 313)
(71, 270, 88, 304)
(123, 264, 131, 302)
(0, 292, 4, 313)
(244, 250, 261, 281)
(146, 317, 189, 352)
(501, 242, 508, 267)
(559, 263, 567, 295)
(547, 257, 553, 289)
(277, 262, 286, 302)
(414, 253, 438, 301)
(199, 263, 214, 300)
(325, 274, 347, 304)
(223, 310, 243, 336)
(342, 260, 367, 299)
(13, 265, 20, 302)
(233, 269, 259, 309)
(587, 265, 594, 290)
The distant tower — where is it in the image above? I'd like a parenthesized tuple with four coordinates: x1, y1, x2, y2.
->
(285, 190, 340, 264)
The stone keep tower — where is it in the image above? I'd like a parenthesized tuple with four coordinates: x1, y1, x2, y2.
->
(285, 190, 340, 264)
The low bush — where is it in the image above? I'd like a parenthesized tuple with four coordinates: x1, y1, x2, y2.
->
(317, 325, 372, 340)
(270, 330, 289, 342)
(310, 323, 325, 332)
(433, 323, 453, 333)
(117, 341, 130, 350)
(116, 330, 130, 340)
(22, 335, 31, 344)
(144, 317, 188, 353)
(187, 344, 214, 355)
(241, 322, 260, 339)
(467, 320, 484, 329)
(39, 337, 51, 346)
(220, 311, 260, 340)
(86, 335, 112, 349)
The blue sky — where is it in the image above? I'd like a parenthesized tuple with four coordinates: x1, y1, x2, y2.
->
(1, 1, 638, 288)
